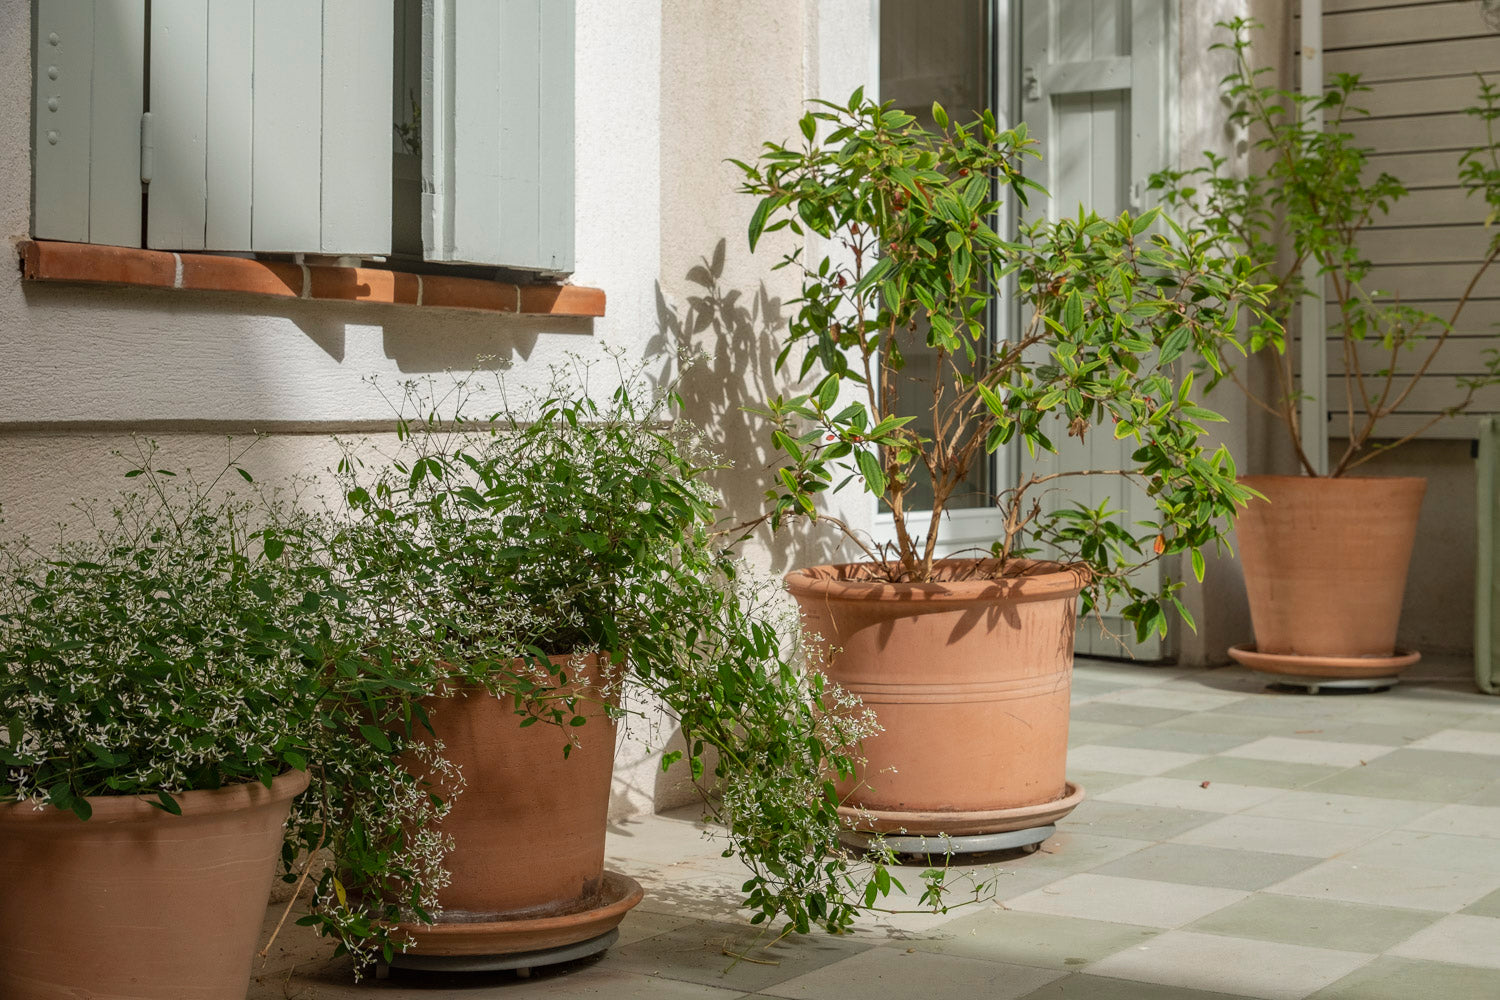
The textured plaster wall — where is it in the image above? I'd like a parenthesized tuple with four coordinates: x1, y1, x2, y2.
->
(0, 0, 682, 818)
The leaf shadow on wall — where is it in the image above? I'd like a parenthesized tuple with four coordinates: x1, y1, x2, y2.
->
(648, 238, 850, 578)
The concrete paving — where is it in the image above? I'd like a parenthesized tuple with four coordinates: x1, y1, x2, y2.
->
(250, 656, 1500, 999)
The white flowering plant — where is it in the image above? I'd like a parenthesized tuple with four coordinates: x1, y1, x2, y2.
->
(0, 447, 463, 969)
(313, 362, 973, 949)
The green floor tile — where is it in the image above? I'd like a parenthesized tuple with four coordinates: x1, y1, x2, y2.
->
(1019, 973, 1261, 999)
(1072, 703, 1191, 727)
(1308, 956, 1500, 1000)
(1309, 767, 1490, 803)
(609, 919, 875, 993)
(1069, 722, 1140, 747)
(908, 909, 1159, 970)
(1092, 842, 1317, 890)
(1158, 712, 1308, 737)
(1065, 769, 1146, 796)
(1096, 727, 1253, 755)
(1465, 782, 1500, 807)
(1060, 800, 1220, 842)
(1162, 755, 1344, 790)
(1461, 888, 1500, 918)
(1361, 747, 1500, 780)
(1186, 894, 1440, 952)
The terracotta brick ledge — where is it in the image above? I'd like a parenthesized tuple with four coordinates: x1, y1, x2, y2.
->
(18, 240, 606, 318)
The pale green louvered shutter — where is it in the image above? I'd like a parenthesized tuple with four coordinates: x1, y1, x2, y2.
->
(421, 0, 576, 274)
(32, 0, 147, 247)
(32, 0, 393, 256)
(1019, 0, 1172, 659)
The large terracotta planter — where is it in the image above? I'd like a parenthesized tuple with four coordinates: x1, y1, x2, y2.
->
(786, 558, 1088, 837)
(0, 769, 310, 1000)
(1230, 474, 1426, 679)
(395, 653, 641, 957)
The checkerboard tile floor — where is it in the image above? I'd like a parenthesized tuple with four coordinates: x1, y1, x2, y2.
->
(252, 657, 1500, 999)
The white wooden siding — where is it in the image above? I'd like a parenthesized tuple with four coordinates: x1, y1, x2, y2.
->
(1305, 1, 1500, 439)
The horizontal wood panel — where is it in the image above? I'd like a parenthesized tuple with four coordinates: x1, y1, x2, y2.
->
(1359, 261, 1500, 299)
(1322, 0, 1476, 11)
(1344, 113, 1488, 154)
(1364, 150, 1476, 189)
(1374, 186, 1488, 226)
(1323, 2, 1498, 48)
(1323, 375, 1500, 413)
(1326, 297, 1500, 329)
(1359, 224, 1497, 264)
(1325, 335, 1500, 375)
(1329, 413, 1486, 439)
(1354, 74, 1495, 119)
(1325, 37, 1500, 82)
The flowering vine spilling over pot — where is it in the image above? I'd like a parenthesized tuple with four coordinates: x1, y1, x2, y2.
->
(735, 91, 1272, 639)
(310, 361, 974, 957)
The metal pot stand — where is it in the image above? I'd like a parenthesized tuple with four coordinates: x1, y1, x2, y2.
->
(375, 929, 619, 979)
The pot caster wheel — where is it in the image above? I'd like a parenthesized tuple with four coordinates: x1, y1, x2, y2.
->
(373, 961, 391, 981)
(1019, 840, 1042, 855)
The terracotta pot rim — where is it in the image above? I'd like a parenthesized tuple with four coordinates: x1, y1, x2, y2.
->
(786, 557, 1088, 603)
(839, 781, 1086, 835)
(0, 768, 310, 825)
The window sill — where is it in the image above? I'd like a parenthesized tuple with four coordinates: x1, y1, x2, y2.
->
(17, 241, 606, 318)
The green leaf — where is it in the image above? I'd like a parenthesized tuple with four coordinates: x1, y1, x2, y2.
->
(931, 101, 949, 128)
(358, 724, 393, 754)
(855, 449, 887, 498)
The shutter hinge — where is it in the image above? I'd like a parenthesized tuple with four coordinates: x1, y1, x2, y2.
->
(139, 111, 154, 185)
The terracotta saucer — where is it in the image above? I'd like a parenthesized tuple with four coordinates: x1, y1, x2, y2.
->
(839, 781, 1085, 836)
(395, 870, 644, 957)
(1228, 643, 1420, 678)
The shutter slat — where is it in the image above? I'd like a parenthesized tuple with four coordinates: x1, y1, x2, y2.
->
(320, 0, 393, 255)
(1361, 225, 1496, 265)
(89, 0, 145, 247)
(537, 0, 575, 272)
(1323, 2, 1497, 48)
(205, 0, 252, 250)
(33, 1, 97, 243)
(426, 0, 575, 271)
(147, 0, 208, 250)
(251, 0, 322, 252)
(1326, 37, 1500, 82)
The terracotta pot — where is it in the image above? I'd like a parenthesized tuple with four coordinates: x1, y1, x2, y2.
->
(786, 558, 1088, 836)
(396, 653, 638, 955)
(0, 769, 310, 1000)
(1235, 475, 1425, 661)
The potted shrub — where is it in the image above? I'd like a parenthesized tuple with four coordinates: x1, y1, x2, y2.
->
(0, 451, 350, 1000)
(1150, 18, 1500, 686)
(287, 364, 958, 973)
(734, 93, 1266, 846)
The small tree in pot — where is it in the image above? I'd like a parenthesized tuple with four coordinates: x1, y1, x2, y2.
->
(734, 92, 1267, 842)
(1149, 18, 1500, 682)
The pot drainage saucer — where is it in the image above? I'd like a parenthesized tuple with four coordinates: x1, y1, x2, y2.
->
(1228, 643, 1419, 689)
(838, 780, 1085, 843)
(387, 870, 643, 968)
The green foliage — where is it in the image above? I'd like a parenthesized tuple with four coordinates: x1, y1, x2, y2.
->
(1150, 18, 1500, 476)
(301, 361, 955, 957)
(735, 92, 1268, 636)
(0, 446, 350, 820)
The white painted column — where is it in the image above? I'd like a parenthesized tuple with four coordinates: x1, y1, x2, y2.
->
(1300, 0, 1328, 475)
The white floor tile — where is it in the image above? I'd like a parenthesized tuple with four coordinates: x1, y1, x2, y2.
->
(1091, 687, 1251, 712)
(1267, 859, 1500, 912)
(1404, 803, 1500, 839)
(1245, 789, 1439, 828)
(1097, 777, 1285, 815)
(1170, 813, 1382, 858)
(1409, 728, 1500, 756)
(1337, 829, 1500, 875)
(1005, 873, 1245, 928)
(1083, 930, 1373, 1000)
(1388, 914, 1500, 969)
(1225, 736, 1396, 769)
